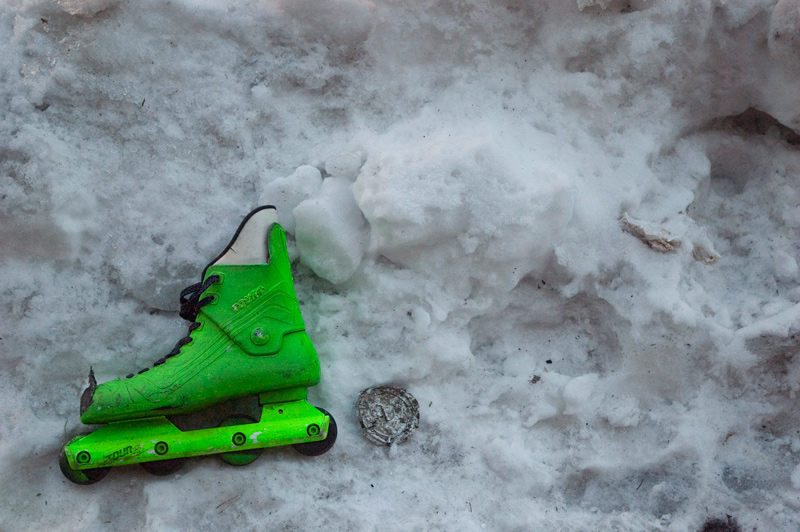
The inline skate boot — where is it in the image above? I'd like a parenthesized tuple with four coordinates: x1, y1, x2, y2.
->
(59, 206, 336, 485)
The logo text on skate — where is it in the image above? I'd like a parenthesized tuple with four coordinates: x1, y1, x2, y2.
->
(105, 445, 136, 461)
(232, 285, 266, 313)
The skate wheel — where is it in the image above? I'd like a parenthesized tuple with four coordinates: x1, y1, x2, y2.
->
(219, 446, 263, 466)
(140, 458, 186, 476)
(59, 448, 110, 485)
(218, 414, 262, 466)
(293, 408, 337, 457)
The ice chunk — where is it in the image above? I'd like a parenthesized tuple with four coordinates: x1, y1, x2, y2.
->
(259, 166, 323, 233)
(57, 0, 120, 16)
(599, 395, 642, 428)
(577, 0, 612, 10)
(277, 0, 374, 45)
(563, 373, 599, 416)
(294, 177, 368, 284)
(792, 463, 800, 489)
(481, 436, 554, 494)
(774, 249, 799, 281)
(770, 0, 800, 70)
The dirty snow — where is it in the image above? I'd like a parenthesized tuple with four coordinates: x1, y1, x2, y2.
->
(2, 0, 800, 530)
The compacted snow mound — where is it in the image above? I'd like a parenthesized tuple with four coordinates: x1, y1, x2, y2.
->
(354, 115, 575, 301)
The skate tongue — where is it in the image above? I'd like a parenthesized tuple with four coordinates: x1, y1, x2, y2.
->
(209, 207, 277, 268)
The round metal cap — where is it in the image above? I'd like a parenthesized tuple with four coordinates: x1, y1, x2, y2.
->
(355, 386, 419, 445)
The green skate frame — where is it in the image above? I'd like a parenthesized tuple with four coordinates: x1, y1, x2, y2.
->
(63, 397, 330, 471)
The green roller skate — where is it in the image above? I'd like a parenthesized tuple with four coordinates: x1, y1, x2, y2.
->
(59, 206, 336, 485)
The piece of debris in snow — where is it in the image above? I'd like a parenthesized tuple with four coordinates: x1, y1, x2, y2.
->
(619, 212, 682, 253)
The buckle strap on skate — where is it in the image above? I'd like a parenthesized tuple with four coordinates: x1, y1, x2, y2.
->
(126, 275, 220, 379)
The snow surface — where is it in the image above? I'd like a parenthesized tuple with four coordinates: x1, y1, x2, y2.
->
(2, 0, 800, 530)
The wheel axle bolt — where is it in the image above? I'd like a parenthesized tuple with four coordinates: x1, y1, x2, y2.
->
(232, 432, 246, 446)
(307, 424, 320, 437)
(76, 451, 91, 464)
(155, 441, 169, 455)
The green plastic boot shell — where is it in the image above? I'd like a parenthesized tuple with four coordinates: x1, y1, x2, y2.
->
(80, 222, 321, 425)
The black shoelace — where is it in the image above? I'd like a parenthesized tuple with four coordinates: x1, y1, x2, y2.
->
(126, 274, 220, 379)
